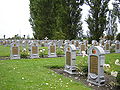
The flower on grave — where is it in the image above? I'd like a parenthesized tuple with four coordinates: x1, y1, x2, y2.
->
(60, 46, 63, 49)
(42, 42, 44, 44)
(88, 83, 92, 86)
(42, 49, 45, 51)
(40, 50, 43, 52)
(115, 59, 120, 66)
(104, 64, 110, 68)
(103, 64, 110, 72)
(22, 48, 26, 52)
(111, 71, 118, 77)
(81, 51, 87, 57)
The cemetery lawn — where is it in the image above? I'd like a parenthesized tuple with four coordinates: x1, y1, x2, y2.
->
(0, 53, 120, 90)
(0, 45, 10, 57)
(0, 57, 91, 90)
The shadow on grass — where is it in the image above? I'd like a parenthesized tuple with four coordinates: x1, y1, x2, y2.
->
(44, 65, 63, 69)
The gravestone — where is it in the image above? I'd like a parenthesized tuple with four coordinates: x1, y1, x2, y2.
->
(48, 42, 57, 57)
(87, 46, 105, 86)
(104, 41, 110, 54)
(30, 42, 39, 58)
(0, 40, 2, 45)
(57, 40, 63, 48)
(83, 40, 88, 48)
(10, 42, 20, 59)
(71, 40, 75, 45)
(64, 44, 77, 74)
(78, 42, 86, 55)
(75, 40, 79, 50)
(115, 40, 120, 53)
(92, 40, 98, 46)
(99, 40, 105, 48)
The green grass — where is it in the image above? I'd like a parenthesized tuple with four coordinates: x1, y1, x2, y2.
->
(0, 45, 10, 57)
(105, 53, 120, 73)
(0, 57, 91, 90)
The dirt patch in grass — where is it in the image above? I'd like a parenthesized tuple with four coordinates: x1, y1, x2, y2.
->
(52, 68, 119, 90)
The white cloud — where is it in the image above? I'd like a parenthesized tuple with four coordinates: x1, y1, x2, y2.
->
(0, 0, 119, 39)
(0, 0, 33, 38)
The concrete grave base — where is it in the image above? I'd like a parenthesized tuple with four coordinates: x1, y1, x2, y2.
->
(10, 55, 20, 60)
(105, 50, 110, 54)
(87, 75, 105, 86)
(64, 65, 78, 75)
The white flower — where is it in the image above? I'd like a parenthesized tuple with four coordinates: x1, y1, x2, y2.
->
(115, 59, 120, 66)
(60, 46, 63, 49)
(82, 51, 87, 57)
(104, 64, 110, 68)
(40, 50, 43, 52)
(111, 71, 118, 77)
(22, 48, 26, 52)
(42, 49, 45, 51)
(88, 83, 91, 86)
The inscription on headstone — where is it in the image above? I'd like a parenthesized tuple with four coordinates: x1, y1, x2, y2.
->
(90, 56, 98, 74)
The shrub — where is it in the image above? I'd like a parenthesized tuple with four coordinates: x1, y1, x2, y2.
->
(56, 48, 64, 55)
(20, 51, 29, 58)
(77, 62, 88, 77)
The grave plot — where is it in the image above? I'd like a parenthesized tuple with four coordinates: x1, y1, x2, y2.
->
(48, 42, 57, 57)
(92, 40, 98, 46)
(75, 40, 80, 50)
(104, 41, 110, 54)
(29, 42, 39, 59)
(10, 42, 20, 59)
(78, 42, 86, 56)
(87, 46, 105, 86)
(64, 44, 77, 74)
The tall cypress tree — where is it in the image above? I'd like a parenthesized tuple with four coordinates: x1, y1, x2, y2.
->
(65, 0, 84, 40)
(29, 0, 55, 39)
(85, 0, 110, 42)
(29, 0, 84, 40)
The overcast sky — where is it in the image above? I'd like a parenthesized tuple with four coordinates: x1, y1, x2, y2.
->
(0, 0, 119, 39)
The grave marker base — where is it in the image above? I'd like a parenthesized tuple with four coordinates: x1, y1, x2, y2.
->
(87, 76, 105, 86)
(105, 50, 110, 54)
(48, 55, 57, 58)
(64, 65, 78, 74)
(10, 55, 20, 60)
